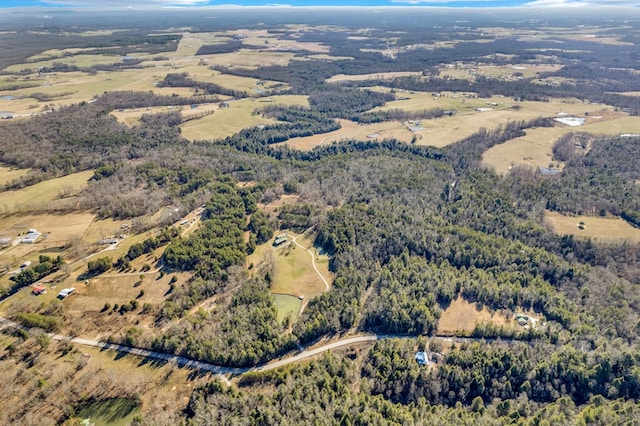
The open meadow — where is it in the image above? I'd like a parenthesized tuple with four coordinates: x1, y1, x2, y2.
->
(437, 296, 512, 336)
(482, 111, 637, 174)
(545, 211, 640, 242)
(0, 170, 93, 214)
(180, 94, 309, 141)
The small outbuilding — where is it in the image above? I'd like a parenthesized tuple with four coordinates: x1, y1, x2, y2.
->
(32, 285, 46, 295)
(273, 235, 287, 246)
(57, 287, 76, 299)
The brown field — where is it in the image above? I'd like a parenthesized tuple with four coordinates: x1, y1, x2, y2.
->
(0, 164, 31, 187)
(0, 170, 93, 214)
(257, 194, 301, 217)
(545, 211, 640, 242)
(437, 296, 510, 335)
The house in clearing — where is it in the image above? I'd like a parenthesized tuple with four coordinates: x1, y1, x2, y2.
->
(32, 285, 46, 295)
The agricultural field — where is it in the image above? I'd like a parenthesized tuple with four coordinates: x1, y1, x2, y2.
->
(482, 111, 638, 174)
(0, 164, 30, 187)
(326, 71, 422, 83)
(282, 118, 415, 150)
(545, 211, 640, 242)
(0, 170, 93, 214)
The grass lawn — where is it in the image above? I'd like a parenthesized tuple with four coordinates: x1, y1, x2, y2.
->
(545, 211, 640, 242)
(272, 293, 302, 326)
(76, 398, 141, 426)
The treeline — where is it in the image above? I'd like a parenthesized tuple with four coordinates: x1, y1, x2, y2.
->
(96, 90, 219, 109)
(185, 349, 640, 425)
(357, 107, 451, 124)
(308, 87, 395, 119)
(9, 255, 64, 290)
(218, 106, 340, 148)
(509, 134, 640, 225)
(195, 40, 243, 55)
(158, 72, 248, 98)
(152, 279, 296, 367)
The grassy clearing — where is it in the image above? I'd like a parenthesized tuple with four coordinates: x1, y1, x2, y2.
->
(482, 126, 567, 175)
(270, 234, 330, 298)
(76, 398, 141, 426)
(545, 211, 640, 242)
(282, 119, 415, 151)
(437, 296, 510, 335)
(272, 293, 302, 325)
(180, 95, 308, 141)
(0, 164, 31, 187)
(0, 170, 93, 214)
(3, 54, 125, 73)
(248, 231, 331, 302)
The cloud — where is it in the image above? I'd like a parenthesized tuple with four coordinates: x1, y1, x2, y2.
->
(41, 0, 211, 6)
(522, 0, 640, 5)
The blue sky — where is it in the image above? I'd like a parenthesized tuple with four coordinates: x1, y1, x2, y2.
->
(2, 0, 639, 8)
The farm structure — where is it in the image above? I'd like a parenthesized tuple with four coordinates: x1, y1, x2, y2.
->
(57, 287, 75, 299)
(32, 285, 46, 295)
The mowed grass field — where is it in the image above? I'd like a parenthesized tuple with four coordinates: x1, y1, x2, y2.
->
(0, 170, 93, 214)
(545, 211, 640, 242)
(437, 296, 511, 335)
(482, 112, 639, 174)
(374, 93, 610, 148)
(180, 95, 309, 141)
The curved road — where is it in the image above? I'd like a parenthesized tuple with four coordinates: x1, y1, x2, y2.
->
(291, 233, 330, 292)
(0, 316, 521, 378)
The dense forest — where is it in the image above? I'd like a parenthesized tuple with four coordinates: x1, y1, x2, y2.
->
(1, 8, 640, 424)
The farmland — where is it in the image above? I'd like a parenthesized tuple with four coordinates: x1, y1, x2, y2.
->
(0, 7, 639, 425)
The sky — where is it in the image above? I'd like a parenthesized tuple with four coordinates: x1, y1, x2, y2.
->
(1, 0, 640, 8)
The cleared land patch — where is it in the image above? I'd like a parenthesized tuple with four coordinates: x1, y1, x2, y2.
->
(282, 119, 415, 151)
(437, 296, 510, 336)
(272, 293, 302, 325)
(0, 165, 31, 187)
(545, 211, 640, 242)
